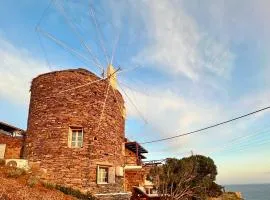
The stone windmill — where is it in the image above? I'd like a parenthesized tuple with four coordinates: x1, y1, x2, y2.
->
(26, 1, 148, 197)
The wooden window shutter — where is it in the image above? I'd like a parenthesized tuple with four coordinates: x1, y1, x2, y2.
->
(108, 167, 115, 184)
(68, 128, 72, 148)
(96, 165, 100, 184)
(0, 144, 6, 159)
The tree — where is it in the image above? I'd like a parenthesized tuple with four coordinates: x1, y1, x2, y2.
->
(148, 155, 222, 200)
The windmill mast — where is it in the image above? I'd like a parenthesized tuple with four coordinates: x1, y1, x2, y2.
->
(106, 64, 118, 90)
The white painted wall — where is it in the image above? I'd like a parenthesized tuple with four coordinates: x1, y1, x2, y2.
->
(0, 144, 6, 159)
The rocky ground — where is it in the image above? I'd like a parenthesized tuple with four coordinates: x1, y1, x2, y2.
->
(208, 192, 243, 200)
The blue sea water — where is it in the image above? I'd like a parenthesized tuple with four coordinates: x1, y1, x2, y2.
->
(225, 184, 270, 200)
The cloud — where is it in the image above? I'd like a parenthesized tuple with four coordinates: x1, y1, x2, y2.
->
(121, 84, 220, 133)
(119, 74, 270, 157)
(106, 0, 270, 150)
(0, 36, 50, 104)
(1, 0, 270, 185)
(131, 0, 235, 81)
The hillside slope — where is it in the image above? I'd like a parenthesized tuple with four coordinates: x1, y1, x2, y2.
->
(0, 165, 76, 200)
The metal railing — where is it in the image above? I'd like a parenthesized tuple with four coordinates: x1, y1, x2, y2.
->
(125, 156, 142, 166)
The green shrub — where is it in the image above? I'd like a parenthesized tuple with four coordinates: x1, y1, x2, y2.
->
(5, 167, 26, 178)
(207, 182, 223, 197)
(55, 185, 96, 200)
(42, 181, 56, 189)
(0, 159, 5, 166)
(27, 175, 39, 187)
(42, 182, 96, 200)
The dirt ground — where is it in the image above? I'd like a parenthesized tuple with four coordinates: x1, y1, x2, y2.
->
(0, 166, 76, 200)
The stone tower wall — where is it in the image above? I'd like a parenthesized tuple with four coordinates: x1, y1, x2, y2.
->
(26, 69, 125, 194)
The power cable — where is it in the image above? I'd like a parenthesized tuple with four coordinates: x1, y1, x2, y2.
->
(144, 127, 270, 163)
(183, 124, 270, 157)
(211, 126, 270, 153)
(217, 139, 270, 156)
(214, 131, 270, 155)
(141, 106, 270, 144)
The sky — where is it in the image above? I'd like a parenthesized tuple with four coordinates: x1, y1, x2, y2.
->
(0, 0, 270, 185)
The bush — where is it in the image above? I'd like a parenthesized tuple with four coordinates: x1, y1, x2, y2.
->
(207, 182, 223, 197)
(27, 176, 39, 187)
(5, 167, 26, 178)
(0, 159, 5, 166)
(42, 182, 96, 200)
(42, 181, 55, 189)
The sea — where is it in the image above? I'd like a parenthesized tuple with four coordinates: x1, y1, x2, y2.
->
(225, 184, 270, 200)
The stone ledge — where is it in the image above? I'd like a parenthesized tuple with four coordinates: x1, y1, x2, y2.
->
(95, 192, 131, 200)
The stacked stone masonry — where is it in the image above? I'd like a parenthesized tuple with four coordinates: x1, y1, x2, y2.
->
(125, 169, 146, 192)
(95, 193, 131, 200)
(0, 133, 23, 159)
(125, 148, 138, 165)
(26, 69, 126, 195)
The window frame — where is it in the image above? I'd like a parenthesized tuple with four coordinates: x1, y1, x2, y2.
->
(68, 127, 83, 148)
(97, 165, 109, 184)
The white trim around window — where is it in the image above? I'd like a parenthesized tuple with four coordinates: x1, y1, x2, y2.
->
(68, 127, 83, 148)
(97, 165, 109, 184)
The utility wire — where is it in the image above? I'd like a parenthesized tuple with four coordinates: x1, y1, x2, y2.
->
(214, 131, 270, 155)
(216, 139, 270, 157)
(205, 126, 270, 155)
(216, 126, 270, 150)
(141, 106, 270, 144)
(173, 124, 270, 158)
(145, 128, 270, 163)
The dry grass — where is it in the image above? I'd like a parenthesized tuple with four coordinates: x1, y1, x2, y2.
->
(0, 166, 76, 200)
